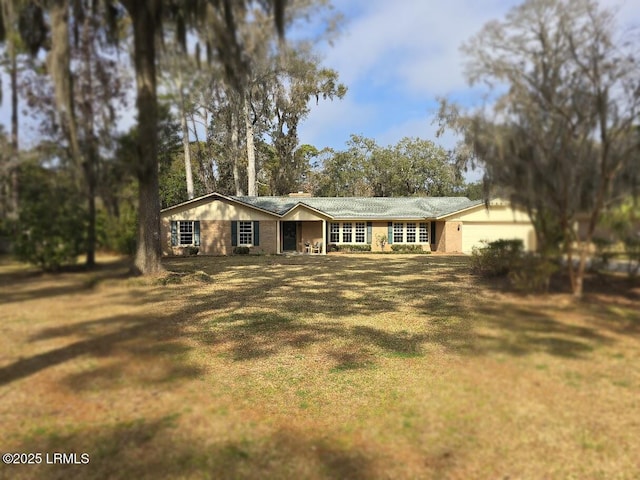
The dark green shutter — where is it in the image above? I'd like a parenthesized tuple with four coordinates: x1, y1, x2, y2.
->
(231, 221, 238, 247)
(366, 222, 372, 244)
(194, 221, 200, 246)
(388, 222, 393, 244)
(253, 221, 260, 246)
(171, 221, 178, 246)
(430, 222, 436, 243)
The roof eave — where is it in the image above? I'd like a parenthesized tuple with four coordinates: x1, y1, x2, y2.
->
(282, 202, 334, 219)
(161, 192, 281, 218)
(160, 192, 224, 213)
(434, 201, 486, 220)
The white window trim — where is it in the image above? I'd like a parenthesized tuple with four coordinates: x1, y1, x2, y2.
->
(330, 222, 368, 244)
(238, 221, 254, 247)
(330, 222, 340, 243)
(393, 222, 430, 244)
(342, 222, 353, 243)
(177, 220, 196, 246)
(355, 222, 366, 243)
(419, 222, 429, 243)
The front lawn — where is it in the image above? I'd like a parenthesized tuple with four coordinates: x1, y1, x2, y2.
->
(0, 255, 638, 479)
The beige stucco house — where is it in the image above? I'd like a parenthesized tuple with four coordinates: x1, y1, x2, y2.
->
(160, 193, 536, 256)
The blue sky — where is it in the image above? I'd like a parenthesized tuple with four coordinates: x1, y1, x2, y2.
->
(2, 0, 639, 181)
(296, 0, 640, 161)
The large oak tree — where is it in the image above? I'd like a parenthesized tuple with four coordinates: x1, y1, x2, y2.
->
(5, 0, 285, 274)
(438, 0, 640, 296)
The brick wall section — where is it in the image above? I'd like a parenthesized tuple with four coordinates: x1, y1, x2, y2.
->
(444, 221, 462, 252)
(431, 220, 462, 253)
(163, 220, 277, 256)
(371, 222, 390, 252)
(253, 221, 277, 255)
(432, 221, 445, 252)
(201, 221, 232, 255)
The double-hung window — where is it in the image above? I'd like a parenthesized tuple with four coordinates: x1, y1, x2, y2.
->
(355, 222, 366, 243)
(390, 221, 430, 244)
(342, 222, 352, 243)
(393, 223, 404, 243)
(329, 222, 371, 244)
(419, 223, 429, 243)
(180, 222, 194, 245)
(238, 221, 253, 245)
(406, 223, 416, 243)
(171, 220, 200, 246)
(330, 223, 340, 243)
(231, 221, 260, 247)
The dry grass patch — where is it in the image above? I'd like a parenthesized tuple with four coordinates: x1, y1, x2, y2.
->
(0, 254, 639, 479)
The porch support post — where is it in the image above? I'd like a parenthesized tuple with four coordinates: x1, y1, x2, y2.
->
(276, 220, 281, 254)
(322, 219, 327, 255)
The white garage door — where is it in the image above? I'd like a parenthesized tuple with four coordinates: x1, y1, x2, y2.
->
(462, 222, 536, 254)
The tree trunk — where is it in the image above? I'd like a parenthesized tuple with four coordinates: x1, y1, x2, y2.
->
(48, 0, 82, 184)
(244, 93, 256, 196)
(190, 112, 216, 192)
(9, 37, 18, 219)
(125, 0, 163, 275)
(573, 243, 588, 298)
(231, 108, 244, 196)
(86, 167, 97, 267)
(178, 73, 194, 200)
(81, 14, 97, 268)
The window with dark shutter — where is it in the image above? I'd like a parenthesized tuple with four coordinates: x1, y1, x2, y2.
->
(253, 221, 260, 246)
(171, 221, 178, 246)
(231, 221, 238, 247)
(194, 221, 201, 246)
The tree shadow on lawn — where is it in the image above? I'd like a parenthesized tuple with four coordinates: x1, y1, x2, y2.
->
(417, 282, 617, 359)
(0, 257, 132, 305)
(191, 256, 472, 314)
(464, 304, 607, 358)
(162, 254, 470, 280)
(0, 255, 452, 388)
(200, 312, 425, 366)
(0, 289, 424, 389)
(6, 417, 376, 480)
(442, 258, 640, 356)
(0, 255, 629, 390)
(0, 312, 205, 388)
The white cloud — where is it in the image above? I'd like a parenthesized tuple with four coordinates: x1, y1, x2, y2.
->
(298, 94, 379, 149)
(376, 115, 449, 149)
(320, 0, 523, 97)
(299, 0, 640, 152)
(2, 0, 639, 160)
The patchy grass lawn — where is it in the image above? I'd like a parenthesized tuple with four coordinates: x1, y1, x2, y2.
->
(0, 254, 639, 479)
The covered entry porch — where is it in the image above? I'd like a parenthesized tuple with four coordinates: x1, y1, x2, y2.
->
(278, 220, 327, 254)
(277, 203, 330, 254)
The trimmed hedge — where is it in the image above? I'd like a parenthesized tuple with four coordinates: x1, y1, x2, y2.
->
(470, 239, 524, 276)
(333, 244, 371, 252)
(471, 238, 557, 292)
(390, 244, 428, 253)
(233, 246, 250, 255)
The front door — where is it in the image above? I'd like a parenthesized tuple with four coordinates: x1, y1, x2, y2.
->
(282, 222, 297, 251)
